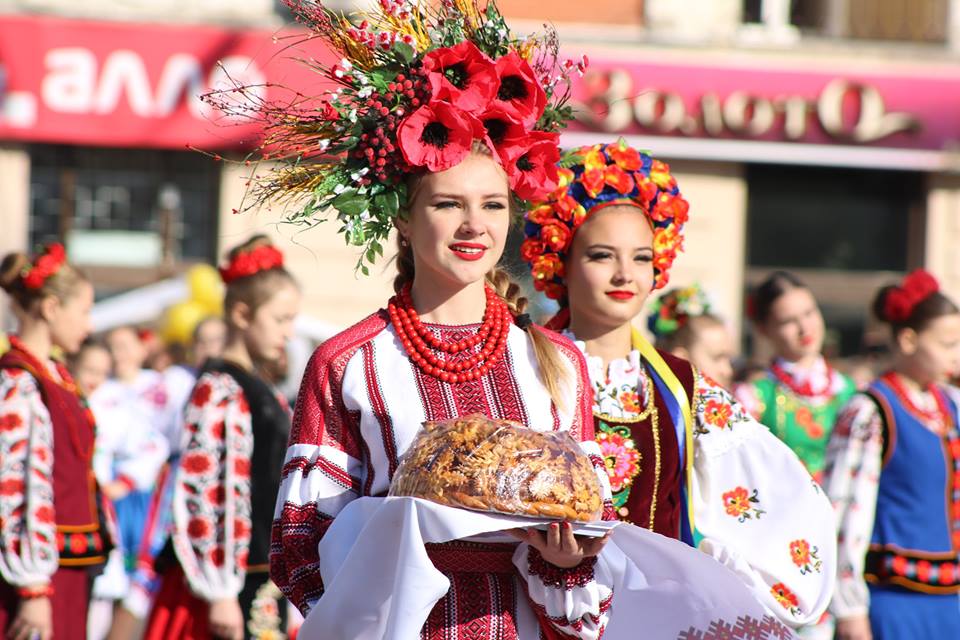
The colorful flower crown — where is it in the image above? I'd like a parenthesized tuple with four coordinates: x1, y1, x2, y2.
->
(882, 269, 939, 324)
(20, 243, 67, 290)
(213, 0, 586, 275)
(647, 284, 713, 338)
(521, 140, 689, 302)
(218, 245, 286, 284)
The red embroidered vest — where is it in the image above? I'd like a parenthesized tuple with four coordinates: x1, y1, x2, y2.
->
(0, 348, 108, 568)
(595, 349, 694, 539)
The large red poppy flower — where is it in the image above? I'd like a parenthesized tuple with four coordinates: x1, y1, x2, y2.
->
(490, 51, 547, 127)
(397, 102, 484, 172)
(422, 41, 498, 113)
(500, 131, 561, 201)
(479, 106, 527, 162)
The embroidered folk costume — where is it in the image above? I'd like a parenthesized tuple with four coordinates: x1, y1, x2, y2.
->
(736, 357, 855, 484)
(143, 245, 292, 640)
(239, 0, 628, 636)
(824, 270, 960, 638)
(521, 141, 837, 628)
(0, 245, 110, 640)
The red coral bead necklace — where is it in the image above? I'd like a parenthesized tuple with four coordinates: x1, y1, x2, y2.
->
(388, 284, 512, 383)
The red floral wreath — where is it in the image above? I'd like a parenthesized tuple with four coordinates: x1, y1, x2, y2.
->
(521, 141, 689, 302)
(20, 243, 67, 290)
(882, 269, 940, 324)
(218, 245, 285, 284)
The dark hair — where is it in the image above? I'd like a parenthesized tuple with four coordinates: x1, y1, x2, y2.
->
(222, 235, 297, 327)
(0, 250, 88, 312)
(749, 271, 807, 325)
(655, 314, 725, 352)
(872, 286, 959, 335)
(67, 336, 109, 369)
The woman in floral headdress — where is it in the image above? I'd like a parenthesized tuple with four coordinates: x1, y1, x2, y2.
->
(520, 140, 837, 630)
(0, 244, 108, 640)
(647, 284, 736, 389)
(824, 270, 960, 640)
(735, 271, 857, 485)
(259, 2, 621, 637)
(143, 236, 300, 640)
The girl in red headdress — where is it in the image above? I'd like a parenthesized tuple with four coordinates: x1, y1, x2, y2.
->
(824, 270, 960, 640)
(143, 236, 301, 640)
(520, 140, 837, 633)
(0, 244, 109, 640)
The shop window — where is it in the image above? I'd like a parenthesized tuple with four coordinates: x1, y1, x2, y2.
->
(29, 145, 219, 289)
(846, 0, 947, 43)
(745, 163, 925, 357)
(742, 0, 946, 42)
(742, 0, 823, 30)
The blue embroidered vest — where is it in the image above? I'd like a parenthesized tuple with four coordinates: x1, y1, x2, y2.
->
(864, 377, 960, 593)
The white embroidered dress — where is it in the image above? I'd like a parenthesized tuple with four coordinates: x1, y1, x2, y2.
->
(271, 312, 615, 639)
(570, 334, 838, 629)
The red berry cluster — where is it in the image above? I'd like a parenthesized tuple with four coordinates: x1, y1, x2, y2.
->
(350, 67, 432, 185)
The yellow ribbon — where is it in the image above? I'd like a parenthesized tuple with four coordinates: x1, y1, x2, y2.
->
(632, 327, 696, 539)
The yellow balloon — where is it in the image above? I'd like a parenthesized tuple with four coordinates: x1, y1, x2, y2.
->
(186, 264, 223, 315)
(161, 300, 208, 345)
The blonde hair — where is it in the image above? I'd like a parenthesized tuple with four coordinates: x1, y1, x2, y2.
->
(394, 147, 570, 411)
(222, 235, 297, 329)
(0, 250, 88, 312)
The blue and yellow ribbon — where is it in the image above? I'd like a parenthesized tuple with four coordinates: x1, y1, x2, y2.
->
(632, 328, 697, 546)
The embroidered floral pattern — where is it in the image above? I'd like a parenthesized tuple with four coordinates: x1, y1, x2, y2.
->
(618, 389, 642, 414)
(247, 579, 287, 640)
(173, 372, 254, 599)
(722, 487, 765, 522)
(789, 539, 822, 575)
(596, 422, 641, 500)
(770, 582, 802, 617)
(695, 373, 753, 437)
(0, 369, 57, 586)
(704, 400, 732, 429)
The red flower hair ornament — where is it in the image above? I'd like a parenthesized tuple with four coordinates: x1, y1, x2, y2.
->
(882, 269, 940, 324)
(218, 245, 285, 284)
(215, 0, 587, 275)
(20, 243, 67, 290)
(522, 140, 689, 303)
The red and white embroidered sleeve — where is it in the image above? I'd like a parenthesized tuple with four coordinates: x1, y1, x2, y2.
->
(270, 337, 368, 616)
(514, 337, 615, 639)
(517, 544, 614, 639)
(823, 394, 882, 620)
(171, 372, 253, 602)
(0, 369, 57, 587)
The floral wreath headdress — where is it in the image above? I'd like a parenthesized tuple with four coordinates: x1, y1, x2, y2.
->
(881, 268, 940, 324)
(647, 284, 713, 338)
(19, 243, 67, 290)
(209, 0, 587, 274)
(520, 140, 689, 303)
(218, 244, 286, 284)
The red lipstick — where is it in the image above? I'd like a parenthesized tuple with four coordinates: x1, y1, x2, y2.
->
(450, 242, 487, 262)
(606, 290, 635, 300)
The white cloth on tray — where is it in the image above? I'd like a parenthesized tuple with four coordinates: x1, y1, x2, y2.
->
(298, 496, 796, 640)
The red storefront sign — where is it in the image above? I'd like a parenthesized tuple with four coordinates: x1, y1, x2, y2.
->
(0, 14, 331, 149)
(566, 54, 960, 152)
(1, 14, 958, 159)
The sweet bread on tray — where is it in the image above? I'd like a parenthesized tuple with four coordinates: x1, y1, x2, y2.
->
(389, 414, 603, 522)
